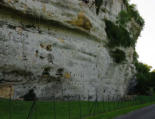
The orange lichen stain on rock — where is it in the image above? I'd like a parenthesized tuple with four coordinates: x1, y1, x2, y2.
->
(57, 38, 65, 43)
(67, 11, 92, 31)
(16, 27, 23, 34)
(0, 85, 14, 99)
(64, 72, 71, 79)
(8, 0, 12, 3)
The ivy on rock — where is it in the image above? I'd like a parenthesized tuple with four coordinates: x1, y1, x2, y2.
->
(105, 19, 135, 48)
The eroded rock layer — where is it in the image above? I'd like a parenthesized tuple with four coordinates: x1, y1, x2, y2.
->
(0, 0, 141, 100)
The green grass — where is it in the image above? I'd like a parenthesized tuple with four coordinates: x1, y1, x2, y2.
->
(85, 102, 155, 119)
(0, 96, 155, 119)
(0, 99, 89, 119)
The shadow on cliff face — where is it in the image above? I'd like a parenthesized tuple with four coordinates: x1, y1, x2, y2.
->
(0, 66, 34, 84)
(20, 88, 37, 101)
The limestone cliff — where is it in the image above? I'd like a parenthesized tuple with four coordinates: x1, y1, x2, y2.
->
(0, 0, 143, 100)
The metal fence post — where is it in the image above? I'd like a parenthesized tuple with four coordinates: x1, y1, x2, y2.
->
(93, 90, 97, 116)
(79, 95, 82, 119)
(53, 95, 56, 119)
(87, 91, 90, 116)
(35, 101, 38, 119)
(9, 86, 12, 119)
(102, 97, 104, 113)
(26, 100, 36, 119)
(68, 96, 71, 119)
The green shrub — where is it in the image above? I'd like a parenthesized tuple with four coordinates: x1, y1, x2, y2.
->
(123, 0, 129, 6)
(135, 62, 152, 73)
(150, 71, 155, 87)
(132, 51, 155, 95)
(105, 20, 135, 47)
(134, 62, 152, 95)
(133, 51, 139, 63)
(118, 1, 144, 28)
(127, 4, 144, 27)
(111, 49, 126, 63)
(116, 10, 131, 27)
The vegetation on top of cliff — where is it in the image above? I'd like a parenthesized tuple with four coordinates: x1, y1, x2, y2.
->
(121, 0, 144, 28)
(105, 1, 144, 65)
(119, 1, 155, 96)
(104, 0, 144, 48)
(104, 19, 134, 64)
(118, 0, 144, 45)
(105, 19, 135, 48)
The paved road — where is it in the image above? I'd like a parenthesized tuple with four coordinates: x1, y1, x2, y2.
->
(115, 104, 155, 119)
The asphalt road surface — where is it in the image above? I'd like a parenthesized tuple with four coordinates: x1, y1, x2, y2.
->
(115, 104, 155, 119)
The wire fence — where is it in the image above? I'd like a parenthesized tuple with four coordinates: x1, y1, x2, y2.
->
(0, 94, 155, 119)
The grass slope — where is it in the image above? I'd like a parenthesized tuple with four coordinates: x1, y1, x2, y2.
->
(0, 96, 154, 119)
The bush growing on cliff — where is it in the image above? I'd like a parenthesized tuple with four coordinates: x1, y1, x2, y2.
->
(117, 10, 131, 27)
(123, 0, 129, 6)
(128, 5, 144, 27)
(105, 20, 135, 47)
(133, 50, 139, 63)
(110, 49, 126, 63)
(118, 1, 144, 28)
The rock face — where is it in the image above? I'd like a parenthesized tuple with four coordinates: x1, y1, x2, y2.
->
(0, 0, 142, 100)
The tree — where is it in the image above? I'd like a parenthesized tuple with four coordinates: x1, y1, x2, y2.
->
(135, 62, 152, 95)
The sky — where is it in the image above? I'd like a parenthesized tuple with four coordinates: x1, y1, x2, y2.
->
(130, 0, 155, 70)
